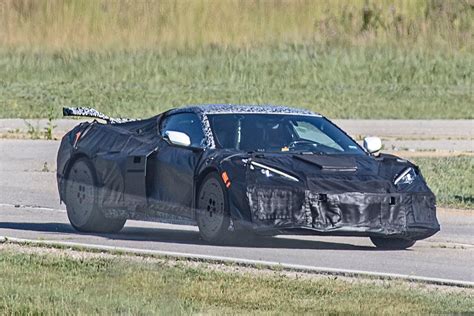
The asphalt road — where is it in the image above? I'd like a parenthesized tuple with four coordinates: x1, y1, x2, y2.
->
(0, 138, 473, 283)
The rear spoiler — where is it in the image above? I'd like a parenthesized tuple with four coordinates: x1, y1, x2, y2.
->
(63, 107, 134, 124)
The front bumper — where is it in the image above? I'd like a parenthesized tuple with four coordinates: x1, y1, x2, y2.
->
(246, 186, 440, 240)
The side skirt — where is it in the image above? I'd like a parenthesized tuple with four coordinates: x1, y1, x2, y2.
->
(102, 198, 197, 226)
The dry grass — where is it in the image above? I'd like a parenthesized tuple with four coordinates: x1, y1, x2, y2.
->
(0, 0, 472, 52)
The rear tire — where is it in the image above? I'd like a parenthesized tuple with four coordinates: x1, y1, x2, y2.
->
(64, 158, 126, 233)
(196, 173, 232, 243)
(370, 237, 416, 250)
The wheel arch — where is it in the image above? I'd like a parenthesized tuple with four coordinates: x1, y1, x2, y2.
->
(194, 166, 223, 206)
(64, 153, 94, 178)
(59, 153, 96, 201)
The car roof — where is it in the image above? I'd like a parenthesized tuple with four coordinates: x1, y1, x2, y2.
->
(167, 104, 320, 116)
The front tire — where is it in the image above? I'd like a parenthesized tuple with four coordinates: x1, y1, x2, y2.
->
(64, 158, 126, 233)
(196, 173, 232, 243)
(370, 237, 416, 250)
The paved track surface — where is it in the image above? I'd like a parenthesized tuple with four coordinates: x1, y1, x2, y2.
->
(0, 137, 473, 283)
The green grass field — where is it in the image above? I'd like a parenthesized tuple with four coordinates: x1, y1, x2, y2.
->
(0, 248, 473, 314)
(1, 47, 472, 119)
(413, 156, 474, 209)
(0, 0, 472, 119)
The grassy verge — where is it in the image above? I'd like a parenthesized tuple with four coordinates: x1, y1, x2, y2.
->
(413, 156, 474, 209)
(0, 47, 472, 119)
(0, 247, 472, 314)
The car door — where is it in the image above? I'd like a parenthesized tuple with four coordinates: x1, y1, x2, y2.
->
(150, 112, 206, 208)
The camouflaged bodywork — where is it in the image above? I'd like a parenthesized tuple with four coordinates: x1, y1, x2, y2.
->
(218, 152, 439, 240)
(57, 105, 440, 240)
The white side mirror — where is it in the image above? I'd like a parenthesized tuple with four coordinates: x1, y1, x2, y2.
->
(363, 136, 382, 156)
(165, 130, 191, 147)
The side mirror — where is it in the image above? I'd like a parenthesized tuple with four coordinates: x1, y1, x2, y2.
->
(363, 136, 382, 156)
(165, 130, 191, 147)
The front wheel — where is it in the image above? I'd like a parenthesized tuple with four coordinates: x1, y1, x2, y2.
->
(64, 158, 126, 233)
(196, 173, 232, 243)
(370, 237, 416, 250)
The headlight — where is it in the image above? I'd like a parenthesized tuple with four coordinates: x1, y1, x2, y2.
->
(250, 161, 299, 182)
(394, 167, 417, 187)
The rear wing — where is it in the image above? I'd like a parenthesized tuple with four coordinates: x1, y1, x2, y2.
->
(63, 107, 134, 124)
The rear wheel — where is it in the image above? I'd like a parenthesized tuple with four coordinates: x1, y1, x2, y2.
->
(65, 158, 126, 233)
(196, 173, 232, 243)
(370, 237, 416, 250)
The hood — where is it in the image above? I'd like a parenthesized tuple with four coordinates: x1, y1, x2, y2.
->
(246, 152, 427, 194)
(251, 153, 379, 176)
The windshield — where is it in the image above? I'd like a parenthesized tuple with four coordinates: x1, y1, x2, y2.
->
(207, 114, 364, 154)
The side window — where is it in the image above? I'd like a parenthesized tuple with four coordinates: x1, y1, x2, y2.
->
(160, 113, 206, 147)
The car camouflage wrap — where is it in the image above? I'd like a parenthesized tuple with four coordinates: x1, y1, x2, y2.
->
(57, 105, 440, 241)
(222, 152, 438, 239)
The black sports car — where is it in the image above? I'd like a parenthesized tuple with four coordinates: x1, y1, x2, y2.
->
(57, 104, 440, 249)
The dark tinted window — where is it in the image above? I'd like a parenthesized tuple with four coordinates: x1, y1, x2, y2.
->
(161, 113, 205, 147)
(208, 114, 364, 154)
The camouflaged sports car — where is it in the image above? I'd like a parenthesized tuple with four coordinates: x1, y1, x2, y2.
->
(57, 104, 440, 249)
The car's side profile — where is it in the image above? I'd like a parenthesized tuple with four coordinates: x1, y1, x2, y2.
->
(57, 104, 440, 249)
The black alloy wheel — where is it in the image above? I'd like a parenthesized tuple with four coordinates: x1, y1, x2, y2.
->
(65, 158, 126, 233)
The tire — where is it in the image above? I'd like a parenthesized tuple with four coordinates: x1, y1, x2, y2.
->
(370, 237, 416, 250)
(64, 158, 126, 233)
(196, 173, 232, 243)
